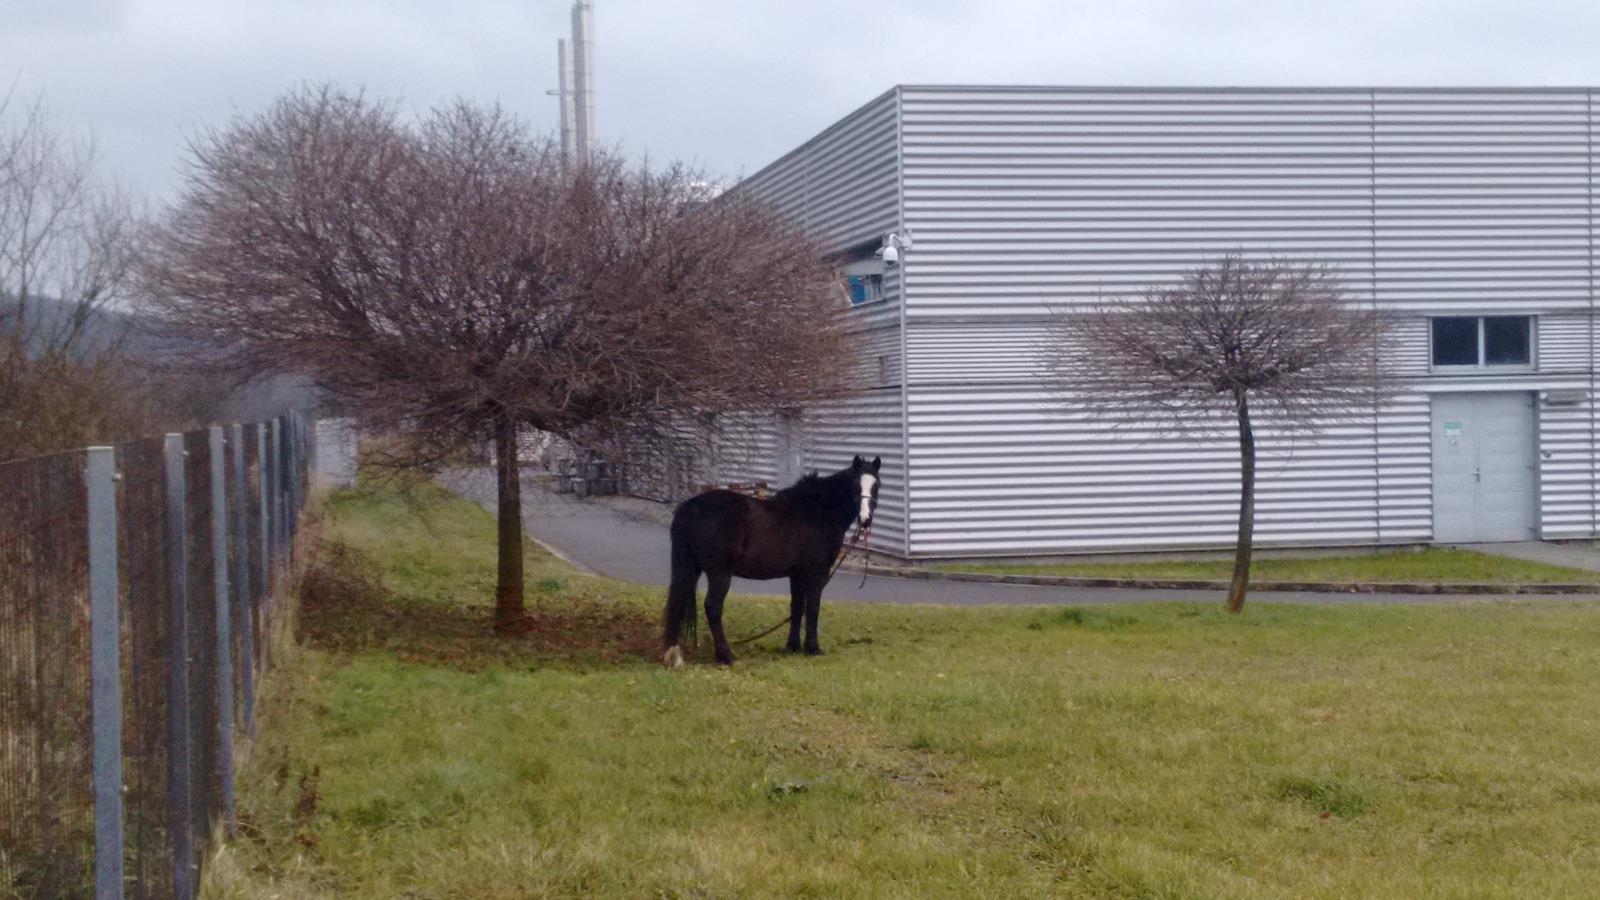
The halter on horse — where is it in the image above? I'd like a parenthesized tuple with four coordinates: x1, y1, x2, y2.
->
(662, 455, 881, 666)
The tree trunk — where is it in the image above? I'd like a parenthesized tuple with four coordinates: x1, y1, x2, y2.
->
(1226, 391, 1256, 614)
(492, 409, 527, 633)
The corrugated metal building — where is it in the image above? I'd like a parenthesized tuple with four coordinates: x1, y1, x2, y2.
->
(718, 86, 1600, 559)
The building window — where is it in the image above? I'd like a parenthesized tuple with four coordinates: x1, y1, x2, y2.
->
(1432, 317, 1478, 366)
(847, 273, 883, 306)
(1430, 316, 1533, 369)
(1483, 316, 1531, 365)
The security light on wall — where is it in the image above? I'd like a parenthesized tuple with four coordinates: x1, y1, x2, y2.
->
(876, 230, 913, 267)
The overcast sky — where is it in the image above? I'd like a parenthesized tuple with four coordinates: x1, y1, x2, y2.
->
(5, 0, 1600, 206)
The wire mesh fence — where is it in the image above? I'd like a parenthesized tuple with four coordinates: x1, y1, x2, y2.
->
(0, 450, 94, 898)
(0, 412, 321, 899)
(182, 430, 219, 888)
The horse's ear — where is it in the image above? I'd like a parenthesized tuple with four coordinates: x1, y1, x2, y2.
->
(869, 456, 881, 475)
(851, 454, 863, 472)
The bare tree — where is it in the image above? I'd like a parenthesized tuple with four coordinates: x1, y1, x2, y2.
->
(0, 96, 134, 344)
(141, 86, 856, 632)
(1041, 256, 1392, 612)
(0, 92, 146, 460)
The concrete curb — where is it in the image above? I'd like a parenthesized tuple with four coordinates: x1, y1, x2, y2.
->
(836, 563, 1600, 596)
(529, 535, 596, 576)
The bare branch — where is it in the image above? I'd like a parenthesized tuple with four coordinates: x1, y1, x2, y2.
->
(139, 85, 859, 628)
(1038, 255, 1402, 613)
(1041, 255, 1395, 435)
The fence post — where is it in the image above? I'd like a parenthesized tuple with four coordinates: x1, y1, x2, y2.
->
(284, 415, 296, 547)
(287, 414, 299, 538)
(208, 426, 236, 836)
(163, 434, 195, 900)
(269, 418, 282, 596)
(257, 426, 270, 673)
(232, 424, 255, 735)
(283, 415, 296, 544)
(299, 414, 309, 514)
(86, 447, 124, 900)
(295, 413, 306, 528)
(280, 414, 291, 551)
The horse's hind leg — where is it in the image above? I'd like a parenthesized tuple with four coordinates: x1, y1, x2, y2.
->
(785, 578, 804, 653)
(663, 556, 701, 668)
(704, 571, 735, 665)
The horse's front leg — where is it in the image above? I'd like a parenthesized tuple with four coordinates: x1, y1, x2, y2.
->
(785, 577, 804, 653)
(803, 580, 824, 656)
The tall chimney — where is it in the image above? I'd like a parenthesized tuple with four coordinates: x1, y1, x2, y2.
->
(556, 37, 576, 164)
(571, 0, 595, 160)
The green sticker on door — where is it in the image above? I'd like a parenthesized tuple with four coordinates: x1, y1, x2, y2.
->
(1443, 421, 1463, 437)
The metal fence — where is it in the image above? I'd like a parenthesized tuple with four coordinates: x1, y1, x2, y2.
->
(0, 412, 313, 900)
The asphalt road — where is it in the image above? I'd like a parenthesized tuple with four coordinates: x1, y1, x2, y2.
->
(441, 469, 1593, 608)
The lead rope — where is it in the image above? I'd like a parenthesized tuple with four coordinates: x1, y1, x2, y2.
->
(732, 522, 871, 647)
(857, 520, 872, 587)
(728, 616, 792, 647)
(827, 520, 869, 584)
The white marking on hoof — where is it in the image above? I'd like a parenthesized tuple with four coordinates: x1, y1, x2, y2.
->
(663, 645, 684, 668)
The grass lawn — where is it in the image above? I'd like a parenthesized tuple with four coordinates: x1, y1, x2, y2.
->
(208, 482, 1600, 898)
(932, 547, 1600, 585)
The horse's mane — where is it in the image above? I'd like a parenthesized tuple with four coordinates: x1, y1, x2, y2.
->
(774, 469, 849, 503)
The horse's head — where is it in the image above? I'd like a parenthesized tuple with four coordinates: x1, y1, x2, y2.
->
(851, 454, 881, 529)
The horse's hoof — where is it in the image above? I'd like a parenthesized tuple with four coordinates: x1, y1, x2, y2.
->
(663, 646, 685, 669)
(804, 646, 824, 657)
(715, 650, 736, 666)
(785, 641, 802, 653)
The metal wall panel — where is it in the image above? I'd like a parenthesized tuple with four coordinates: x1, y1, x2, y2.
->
(736, 88, 905, 334)
(892, 86, 1599, 555)
(906, 385, 1388, 555)
(834, 323, 904, 389)
(1540, 313, 1591, 371)
(731, 89, 909, 548)
(797, 389, 907, 554)
(1387, 318, 1432, 379)
(1374, 92, 1592, 312)
(735, 86, 1599, 555)
(1538, 397, 1597, 538)
(906, 321, 1047, 383)
(899, 88, 1380, 319)
(1375, 392, 1434, 544)
(708, 413, 780, 489)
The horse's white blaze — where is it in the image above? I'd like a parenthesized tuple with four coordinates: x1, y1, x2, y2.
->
(857, 473, 877, 524)
(664, 645, 684, 668)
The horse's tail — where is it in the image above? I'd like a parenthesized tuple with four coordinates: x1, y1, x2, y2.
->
(662, 526, 699, 667)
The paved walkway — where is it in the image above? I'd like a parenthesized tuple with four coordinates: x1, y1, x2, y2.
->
(1464, 541, 1600, 574)
(442, 469, 1592, 607)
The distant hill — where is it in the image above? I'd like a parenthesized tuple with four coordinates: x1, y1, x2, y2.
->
(0, 293, 136, 356)
(3, 293, 320, 421)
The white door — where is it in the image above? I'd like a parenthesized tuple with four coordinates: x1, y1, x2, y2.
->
(1431, 393, 1536, 542)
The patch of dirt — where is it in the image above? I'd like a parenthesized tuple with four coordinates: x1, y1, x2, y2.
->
(296, 534, 658, 670)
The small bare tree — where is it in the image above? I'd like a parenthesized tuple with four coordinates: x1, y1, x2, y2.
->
(1042, 256, 1392, 612)
(142, 87, 856, 632)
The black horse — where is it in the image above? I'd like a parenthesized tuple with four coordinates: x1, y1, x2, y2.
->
(662, 455, 881, 667)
